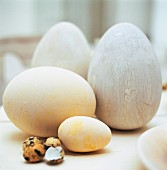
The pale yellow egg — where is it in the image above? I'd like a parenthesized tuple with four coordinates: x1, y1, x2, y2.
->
(58, 116, 112, 152)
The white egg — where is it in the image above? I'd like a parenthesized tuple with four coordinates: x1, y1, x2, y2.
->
(32, 22, 91, 79)
(3, 67, 96, 137)
(88, 23, 162, 130)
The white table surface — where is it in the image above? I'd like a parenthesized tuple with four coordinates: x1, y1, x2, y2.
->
(0, 92, 167, 170)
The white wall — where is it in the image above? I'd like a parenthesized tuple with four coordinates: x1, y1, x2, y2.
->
(0, 0, 35, 37)
(114, 0, 152, 37)
(151, 0, 167, 65)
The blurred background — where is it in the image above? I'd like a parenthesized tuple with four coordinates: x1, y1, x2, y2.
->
(0, 0, 167, 105)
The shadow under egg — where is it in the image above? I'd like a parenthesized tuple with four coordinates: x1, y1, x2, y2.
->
(7, 129, 30, 143)
(64, 147, 111, 156)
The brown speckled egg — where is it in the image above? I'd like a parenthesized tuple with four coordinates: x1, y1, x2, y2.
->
(23, 136, 45, 151)
(23, 143, 46, 163)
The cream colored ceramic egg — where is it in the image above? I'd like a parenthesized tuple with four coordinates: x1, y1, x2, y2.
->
(32, 22, 91, 79)
(3, 67, 96, 137)
(88, 23, 162, 130)
(138, 125, 167, 170)
(58, 116, 112, 152)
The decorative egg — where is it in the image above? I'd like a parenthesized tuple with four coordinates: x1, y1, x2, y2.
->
(3, 67, 96, 137)
(31, 22, 91, 79)
(88, 23, 162, 130)
(58, 116, 112, 152)
(138, 125, 167, 170)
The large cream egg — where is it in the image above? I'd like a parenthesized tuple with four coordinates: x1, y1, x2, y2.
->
(58, 116, 112, 152)
(32, 22, 91, 79)
(3, 67, 96, 137)
(88, 23, 162, 130)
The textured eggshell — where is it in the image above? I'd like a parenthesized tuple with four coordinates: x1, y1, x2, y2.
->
(58, 116, 112, 152)
(88, 23, 162, 130)
(32, 22, 91, 79)
(3, 67, 96, 137)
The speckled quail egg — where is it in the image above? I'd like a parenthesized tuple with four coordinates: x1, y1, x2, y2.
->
(23, 136, 46, 151)
(23, 143, 46, 163)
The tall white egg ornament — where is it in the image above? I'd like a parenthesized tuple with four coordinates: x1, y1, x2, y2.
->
(32, 22, 91, 79)
(88, 23, 162, 130)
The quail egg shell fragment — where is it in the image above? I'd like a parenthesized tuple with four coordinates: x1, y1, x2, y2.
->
(44, 137, 61, 148)
(45, 146, 65, 164)
(58, 116, 112, 152)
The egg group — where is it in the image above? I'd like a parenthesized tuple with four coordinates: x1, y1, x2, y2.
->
(58, 116, 112, 152)
(3, 67, 96, 137)
(3, 22, 162, 158)
(88, 23, 162, 130)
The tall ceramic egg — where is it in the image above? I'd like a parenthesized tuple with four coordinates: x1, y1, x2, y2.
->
(32, 22, 91, 79)
(88, 23, 162, 130)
